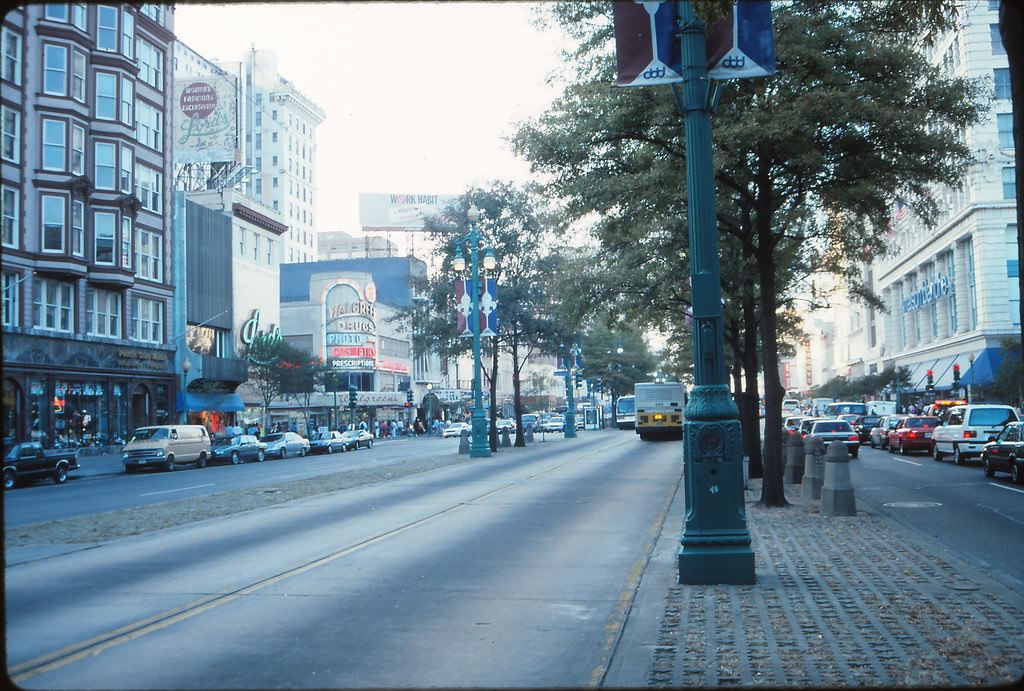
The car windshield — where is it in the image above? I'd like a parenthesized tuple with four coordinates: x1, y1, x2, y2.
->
(968, 409, 1016, 426)
(129, 428, 168, 441)
(814, 422, 852, 433)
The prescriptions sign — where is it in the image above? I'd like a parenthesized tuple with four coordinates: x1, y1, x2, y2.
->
(323, 279, 377, 370)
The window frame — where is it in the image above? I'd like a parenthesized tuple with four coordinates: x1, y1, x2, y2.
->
(96, 5, 118, 52)
(995, 68, 1011, 100)
(43, 43, 69, 96)
(71, 199, 84, 257)
(2, 27, 22, 86)
(1003, 167, 1017, 201)
(94, 140, 117, 190)
(135, 164, 162, 213)
(93, 209, 116, 265)
(119, 145, 133, 194)
(2, 185, 19, 249)
(32, 277, 74, 333)
(2, 104, 20, 164)
(135, 228, 163, 282)
(42, 117, 67, 171)
(71, 49, 87, 102)
(120, 75, 133, 125)
(86, 287, 122, 338)
(135, 99, 162, 152)
(137, 38, 163, 89)
(95, 70, 117, 120)
(2, 270, 20, 327)
(132, 296, 164, 343)
(71, 122, 85, 175)
(41, 194, 66, 253)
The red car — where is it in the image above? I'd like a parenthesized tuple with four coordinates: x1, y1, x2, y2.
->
(888, 416, 940, 455)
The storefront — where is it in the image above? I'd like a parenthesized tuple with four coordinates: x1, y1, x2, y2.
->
(3, 333, 175, 447)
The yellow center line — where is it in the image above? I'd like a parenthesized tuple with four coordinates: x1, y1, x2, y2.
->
(12, 437, 634, 684)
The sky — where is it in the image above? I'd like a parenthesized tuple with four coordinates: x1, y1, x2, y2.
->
(173, 2, 571, 244)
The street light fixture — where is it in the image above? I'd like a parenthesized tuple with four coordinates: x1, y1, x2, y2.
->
(564, 343, 581, 438)
(452, 204, 494, 458)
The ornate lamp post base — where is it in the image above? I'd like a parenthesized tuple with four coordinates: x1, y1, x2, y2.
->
(470, 408, 490, 457)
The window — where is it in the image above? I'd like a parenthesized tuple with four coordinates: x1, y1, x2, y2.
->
(45, 4, 69, 21)
(253, 234, 260, 261)
(136, 165, 161, 213)
(1009, 225, 1021, 327)
(120, 76, 133, 124)
(132, 296, 163, 343)
(137, 40, 163, 89)
(119, 146, 133, 193)
(2, 271, 19, 327)
(136, 100, 162, 151)
(44, 44, 68, 96)
(272, 176, 278, 188)
(71, 200, 83, 256)
(991, 24, 1005, 55)
(1004, 167, 1017, 200)
(121, 217, 132, 268)
(255, 110, 261, 126)
(72, 50, 86, 101)
(33, 278, 73, 332)
(995, 69, 1011, 99)
(255, 132, 262, 149)
(2, 105, 19, 163)
(139, 4, 163, 25)
(3, 27, 22, 85)
(41, 195, 65, 252)
(95, 72, 116, 119)
(266, 238, 273, 264)
(71, 123, 84, 175)
(135, 229, 162, 281)
(71, 3, 87, 30)
(94, 141, 116, 189)
(86, 288, 121, 337)
(94, 210, 115, 264)
(998, 113, 1013, 149)
(2, 185, 18, 248)
(121, 9, 134, 59)
(271, 131, 278, 143)
(42, 118, 67, 171)
(97, 6, 118, 52)
(239, 228, 246, 256)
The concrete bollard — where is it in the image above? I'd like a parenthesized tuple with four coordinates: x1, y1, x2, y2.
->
(784, 431, 805, 484)
(500, 428, 512, 447)
(801, 435, 825, 501)
(820, 440, 857, 516)
(524, 425, 534, 444)
(458, 429, 470, 455)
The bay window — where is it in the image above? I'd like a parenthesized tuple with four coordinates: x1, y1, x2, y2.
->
(72, 50, 86, 102)
(135, 229, 162, 281)
(95, 72, 116, 120)
(94, 211, 115, 264)
(136, 165, 162, 213)
(42, 118, 66, 171)
(86, 287, 121, 337)
(71, 200, 84, 256)
(119, 146, 133, 193)
(2, 271, 19, 327)
(121, 217, 132, 268)
(71, 123, 84, 174)
(2, 27, 21, 85)
(136, 100, 162, 151)
(43, 44, 67, 96)
(41, 194, 65, 252)
(2, 105, 19, 163)
(94, 141, 116, 190)
(2, 185, 18, 248)
(131, 296, 163, 343)
(97, 6, 118, 52)
(32, 278, 73, 333)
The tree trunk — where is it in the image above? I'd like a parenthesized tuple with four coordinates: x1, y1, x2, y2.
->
(742, 289, 764, 479)
(511, 337, 526, 447)
(489, 340, 499, 452)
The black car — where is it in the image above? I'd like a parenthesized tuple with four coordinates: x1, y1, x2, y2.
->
(807, 419, 860, 458)
(852, 415, 882, 444)
(340, 430, 373, 451)
(981, 421, 1024, 483)
(210, 435, 266, 464)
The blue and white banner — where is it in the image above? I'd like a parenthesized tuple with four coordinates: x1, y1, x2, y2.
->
(612, 1, 684, 87)
(706, 1, 776, 79)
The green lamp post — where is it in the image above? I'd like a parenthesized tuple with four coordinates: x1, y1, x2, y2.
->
(564, 343, 581, 438)
(452, 205, 495, 458)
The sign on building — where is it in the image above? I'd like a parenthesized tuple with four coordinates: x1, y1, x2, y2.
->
(173, 75, 238, 164)
(359, 193, 459, 232)
(323, 279, 377, 370)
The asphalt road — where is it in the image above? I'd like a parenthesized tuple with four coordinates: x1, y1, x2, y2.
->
(6, 432, 683, 689)
(844, 441, 1024, 594)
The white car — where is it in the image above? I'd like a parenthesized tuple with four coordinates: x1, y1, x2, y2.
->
(540, 416, 565, 432)
(932, 404, 1019, 464)
(443, 422, 471, 438)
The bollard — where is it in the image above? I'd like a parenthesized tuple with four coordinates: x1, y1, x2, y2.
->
(784, 430, 805, 484)
(500, 428, 511, 448)
(820, 440, 857, 516)
(524, 425, 534, 444)
(458, 429, 470, 455)
(801, 435, 825, 501)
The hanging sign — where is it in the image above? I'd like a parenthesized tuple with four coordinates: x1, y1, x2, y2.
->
(455, 278, 498, 338)
(706, 1, 776, 79)
(612, 1, 683, 87)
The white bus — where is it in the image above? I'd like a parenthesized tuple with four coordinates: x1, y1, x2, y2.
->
(635, 382, 686, 441)
(614, 395, 636, 430)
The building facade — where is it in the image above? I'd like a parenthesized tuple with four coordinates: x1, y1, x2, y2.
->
(2, 4, 177, 446)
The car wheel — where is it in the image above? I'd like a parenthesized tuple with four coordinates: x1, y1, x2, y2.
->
(851, 448, 859, 459)
(3, 468, 15, 490)
(197, 453, 207, 469)
(983, 457, 995, 478)
(1012, 460, 1022, 485)
(899, 441, 907, 455)
(300, 447, 307, 457)
(257, 449, 265, 462)
(231, 451, 241, 465)
(165, 455, 176, 472)
(367, 439, 373, 448)
(953, 444, 965, 465)
(933, 443, 944, 461)
(53, 463, 68, 484)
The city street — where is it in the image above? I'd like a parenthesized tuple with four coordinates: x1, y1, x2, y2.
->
(7, 432, 683, 689)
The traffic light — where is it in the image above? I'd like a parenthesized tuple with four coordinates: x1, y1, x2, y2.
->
(952, 364, 960, 384)
(596, 379, 603, 393)
(348, 385, 358, 408)
(406, 390, 414, 407)
(926, 369, 934, 393)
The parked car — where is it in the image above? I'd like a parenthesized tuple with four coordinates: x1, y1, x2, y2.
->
(981, 421, 1024, 483)
(496, 419, 516, 433)
(340, 429, 374, 451)
(123, 424, 211, 472)
(309, 430, 345, 454)
(807, 419, 860, 458)
(260, 431, 309, 459)
(887, 416, 939, 455)
(210, 434, 266, 464)
(3, 441, 79, 489)
(872, 416, 904, 450)
(932, 404, 1020, 464)
(520, 414, 538, 430)
(852, 415, 882, 444)
(443, 422, 471, 438)
(541, 415, 566, 432)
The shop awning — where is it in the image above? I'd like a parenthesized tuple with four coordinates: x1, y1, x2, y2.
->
(905, 359, 937, 393)
(930, 354, 961, 390)
(961, 347, 1006, 387)
(181, 392, 246, 412)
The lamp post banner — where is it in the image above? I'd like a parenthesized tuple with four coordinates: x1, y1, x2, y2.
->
(706, 1, 776, 79)
(612, 1, 683, 87)
(455, 278, 498, 338)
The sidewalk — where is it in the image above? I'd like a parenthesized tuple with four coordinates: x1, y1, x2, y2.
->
(613, 478, 1024, 687)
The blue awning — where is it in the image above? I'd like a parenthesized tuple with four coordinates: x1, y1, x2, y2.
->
(181, 392, 246, 412)
(961, 347, 1005, 387)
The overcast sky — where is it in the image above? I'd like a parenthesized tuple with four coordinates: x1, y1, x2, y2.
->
(174, 2, 570, 239)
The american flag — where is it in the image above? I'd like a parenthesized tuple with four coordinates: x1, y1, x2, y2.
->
(894, 201, 909, 222)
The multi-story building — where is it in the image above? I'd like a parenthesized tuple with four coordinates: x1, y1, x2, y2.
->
(795, 1, 1018, 405)
(2, 4, 177, 445)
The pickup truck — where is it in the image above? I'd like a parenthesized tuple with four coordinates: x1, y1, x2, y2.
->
(3, 441, 79, 489)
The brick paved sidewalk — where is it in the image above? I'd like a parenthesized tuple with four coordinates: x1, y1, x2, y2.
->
(648, 481, 1024, 687)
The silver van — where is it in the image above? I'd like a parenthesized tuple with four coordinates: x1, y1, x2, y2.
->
(123, 425, 212, 472)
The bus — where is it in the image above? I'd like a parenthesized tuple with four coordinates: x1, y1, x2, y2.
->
(635, 382, 686, 441)
(614, 395, 636, 430)
(824, 401, 868, 417)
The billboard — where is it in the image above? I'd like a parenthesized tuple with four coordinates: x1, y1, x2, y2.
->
(173, 75, 238, 164)
(322, 279, 377, 370)
(359, 193, 459, 232)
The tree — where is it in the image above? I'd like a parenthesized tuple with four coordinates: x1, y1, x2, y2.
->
(515, 1, 987, 506)
(244, 333, 315, 432)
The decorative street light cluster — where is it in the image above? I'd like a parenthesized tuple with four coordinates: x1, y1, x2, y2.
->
(563, 343, 582, 439)
(451, 205, 496, 458)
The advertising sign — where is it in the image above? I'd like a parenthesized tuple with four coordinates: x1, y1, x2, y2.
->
(359, 193, 459, 232)
(173, 75, 238, 163)
(455, 278, 498, 338)
(323, 279, 377, 369)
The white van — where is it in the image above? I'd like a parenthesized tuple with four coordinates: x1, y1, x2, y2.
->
(782, 399, 802, 415)
(824, 401, 868, 417)
(122, 425, 212, 472)
(931, 404, 1020, 464)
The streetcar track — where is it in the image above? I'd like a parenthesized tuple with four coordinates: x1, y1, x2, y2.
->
(11, 437, 634, 684)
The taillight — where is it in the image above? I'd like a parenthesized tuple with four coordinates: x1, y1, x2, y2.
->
(848, 435, 859, 442)
(908, 431, 922, 439)
(964, 431, 977, 438)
